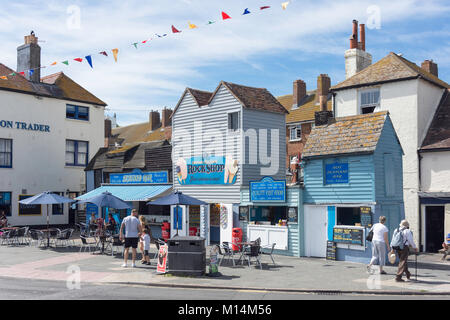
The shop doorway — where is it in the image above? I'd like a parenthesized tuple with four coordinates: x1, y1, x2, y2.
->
(304, 206, 327, 257)
(425, 206, 444, 253)
(68, 192, 79, 226)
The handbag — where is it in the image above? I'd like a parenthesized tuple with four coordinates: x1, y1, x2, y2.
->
(366, 227, 374, 242)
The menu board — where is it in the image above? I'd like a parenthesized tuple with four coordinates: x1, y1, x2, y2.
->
(360, 207, 373, 228)
(333, 227, 364, 245)
(326, 241, 336, 260)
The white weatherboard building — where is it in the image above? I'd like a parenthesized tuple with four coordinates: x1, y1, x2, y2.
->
(330, 22, 449, 251)
(0, 33, 107, 226)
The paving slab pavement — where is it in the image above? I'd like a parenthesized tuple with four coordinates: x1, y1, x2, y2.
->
(1, 241, 449, 295)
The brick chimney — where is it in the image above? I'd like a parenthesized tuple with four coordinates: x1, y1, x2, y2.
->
(17, 31, 41, 82)
(149, 110, 161, 131)
(292, 80, 307, 109)
(161, 107, 173, 128)
(316, 74, 331, 111)
(421, 60, 438, 77)
(104, 119, 112, 147)
(345, 20, 372, 79)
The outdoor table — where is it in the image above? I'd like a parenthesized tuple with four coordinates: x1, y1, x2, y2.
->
(40, 228, 58, 248)
(235, 242, 254, 265)
(0, 227, 19, 231)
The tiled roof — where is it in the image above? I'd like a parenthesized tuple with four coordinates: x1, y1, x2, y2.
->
(111, 122, 171, 147)
(331, 53, 449, 91)
(421, 89, 450, 151)
(0, 63, 107, 106)
(302, 111, 389, 158)
(277, 91, 332, 124)
(219, 81, 288, 114)
(187, 88, 213, 106)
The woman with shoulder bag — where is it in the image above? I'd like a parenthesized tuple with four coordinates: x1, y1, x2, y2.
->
(367, 216, 390, 274)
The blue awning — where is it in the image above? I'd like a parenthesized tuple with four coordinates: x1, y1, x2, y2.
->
(76, 185, 172, 202)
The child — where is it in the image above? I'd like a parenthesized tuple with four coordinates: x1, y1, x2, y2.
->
(141, 228, 151, 265)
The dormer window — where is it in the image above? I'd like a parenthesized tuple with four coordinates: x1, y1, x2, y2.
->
(359, 89, 380, 114)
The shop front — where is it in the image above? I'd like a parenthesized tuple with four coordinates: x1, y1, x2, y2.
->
(77, 169, 172, 238)
(302, 112, 405, 263)
(239, 177, 302, 257)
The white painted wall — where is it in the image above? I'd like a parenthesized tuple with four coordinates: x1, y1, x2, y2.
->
(420, 151, 450, 192)
(0, 90, 105, 226)
(334, 78, 445, 246)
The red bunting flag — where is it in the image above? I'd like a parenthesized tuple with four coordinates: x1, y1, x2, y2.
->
(99, 51, 108, 56)
(19, 72, 25, 76)
(172, 25, 181, 33)
(260, 6, 271, 10)
(222, 11, 231, 20)
(74, 58, 83, 62)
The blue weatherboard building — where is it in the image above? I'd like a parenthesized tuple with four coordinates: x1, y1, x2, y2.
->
(301, 112, 404, 263)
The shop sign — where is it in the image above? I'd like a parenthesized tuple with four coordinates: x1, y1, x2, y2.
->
(250, 177, 286, 202)
(325, 162, 349, 184)
(333, 227, 364, 245)
(109, 169, 168, 184)
(175, 155, 239, 185)
(0, 119, 50, 133)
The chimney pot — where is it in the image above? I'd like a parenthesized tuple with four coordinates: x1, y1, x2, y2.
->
(316, 74, 331, 111)
(161, 107, 173, 128)
(149, 110, 161, 131)
(359, 24, 366, 51)
(350, 20, 359, 49)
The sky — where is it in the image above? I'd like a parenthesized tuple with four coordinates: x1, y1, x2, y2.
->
(1, 0, 449, 126)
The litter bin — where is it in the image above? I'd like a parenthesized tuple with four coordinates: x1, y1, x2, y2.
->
(168, 236, 206, 276)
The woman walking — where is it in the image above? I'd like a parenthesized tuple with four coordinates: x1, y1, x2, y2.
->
(367, 216, 390, 274)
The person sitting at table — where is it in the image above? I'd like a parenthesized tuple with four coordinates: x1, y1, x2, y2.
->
(0, 210, 8, 228)
(95, 217, 106, 236)
(105, 213, 117, 233)
(89, 213, 97, 232)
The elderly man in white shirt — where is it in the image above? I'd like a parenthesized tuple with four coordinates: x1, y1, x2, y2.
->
(393, 220, 418, 282)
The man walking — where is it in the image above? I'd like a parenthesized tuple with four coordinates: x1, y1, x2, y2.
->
(391, 220, 418, 282)
(120, 209, 142, 268)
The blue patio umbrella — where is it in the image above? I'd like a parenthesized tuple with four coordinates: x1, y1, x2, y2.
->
(147, 191, 207, 236)
(19, 191, 75, 247)
(76, 192, 131, 218)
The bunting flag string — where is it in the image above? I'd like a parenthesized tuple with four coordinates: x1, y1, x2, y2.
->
(0, 2, 291, 80)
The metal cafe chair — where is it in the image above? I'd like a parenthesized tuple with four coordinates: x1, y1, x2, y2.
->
(111, 235, 124, 257)
(28, 230, 45, 247)
(219, 242, 237, 267)
(0, 230, 11, 246)
(79, 235, 96, 253)
(243, 243, 263, 269)
(260, 243, 277, 265)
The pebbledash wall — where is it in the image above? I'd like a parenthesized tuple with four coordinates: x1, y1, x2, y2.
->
(0, 89, 105, 226)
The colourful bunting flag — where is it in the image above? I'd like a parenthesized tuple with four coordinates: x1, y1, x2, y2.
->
(112, 48, 119, 62)
(0, 76, 7, 80)
(29, 70, 34, 76)
(207, 21, 216, 25)
(281, 1, 289, 10)
(99, 51, 108, 56)
(260, 6, 271, 10)
(222, 12, 231, 20)
(62, 61, 69, 65)
(50, 62, 57, 66)
(19, 72, 25, 76)
(74, 58, 83, 62)
(243, 8, 251, 15)
(85, 55, 93, 68)
(133, 43, 138, 49)
(156, 33, 167, 38)
(9, 72, 16, 76)
(172, 25, 181, 33)
(188, 22, 198, 29)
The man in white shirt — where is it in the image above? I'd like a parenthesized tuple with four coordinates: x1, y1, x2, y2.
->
(393, 220, 418, 282)
(120, 209, 142, 268)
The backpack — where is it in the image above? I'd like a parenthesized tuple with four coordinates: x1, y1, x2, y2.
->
(390, 228, 406, 250)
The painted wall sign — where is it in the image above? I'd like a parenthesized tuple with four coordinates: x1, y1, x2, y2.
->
(250, 177, 286, 202)
(109, 169, 168, 184)
(0, 120, 50, 133)
(175, 155, 238, 185)
(325, 162, 349, 184)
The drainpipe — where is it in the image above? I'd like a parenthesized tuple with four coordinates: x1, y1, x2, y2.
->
(332, 92, 337, 117)
(418, 151, 423, 252)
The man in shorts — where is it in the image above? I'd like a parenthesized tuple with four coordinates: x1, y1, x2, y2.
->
(120, 209, 142, 268)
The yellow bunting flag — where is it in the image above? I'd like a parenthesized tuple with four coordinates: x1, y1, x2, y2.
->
(112, 48, 119, 62)
(282, 1, 289, 10)
(188, 22, 198, 29)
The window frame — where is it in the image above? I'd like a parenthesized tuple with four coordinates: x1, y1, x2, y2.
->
(0, 138, 12, 168)
(0, 192, 12, 217)
(66, 104, 90, 121)
(65, 139, 89, 167)
(228, 111, 240, 132)
(52, 192, 65, 215)
(289, 125, 302, 142)
(359, 88, 381, 115)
